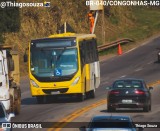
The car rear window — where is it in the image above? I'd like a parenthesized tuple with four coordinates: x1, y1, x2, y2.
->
(113, 80, 143, 88)
(89, 119, 133, 128)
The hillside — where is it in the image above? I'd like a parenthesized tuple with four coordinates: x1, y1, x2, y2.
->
(2, 1, 160, 74)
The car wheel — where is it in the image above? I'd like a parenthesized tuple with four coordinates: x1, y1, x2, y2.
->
(143, 105, 149, 112)
(158, 54, 160, 62)
(107, 105, 115, 112)
(149, 100, 151, 111)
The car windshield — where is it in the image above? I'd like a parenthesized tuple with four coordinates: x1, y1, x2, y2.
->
(113, 80, 143, 88)
(0, 105, 5, 118)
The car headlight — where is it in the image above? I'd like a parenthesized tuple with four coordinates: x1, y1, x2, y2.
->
(71, 77, 80, 86)
(30, 79, 39, 88)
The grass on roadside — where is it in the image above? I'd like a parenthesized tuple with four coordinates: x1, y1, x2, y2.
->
(100, 7, 160, 56)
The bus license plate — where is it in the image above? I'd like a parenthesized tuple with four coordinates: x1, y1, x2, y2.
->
(51, 91, 60, 95)
(122, 100, 132, 103)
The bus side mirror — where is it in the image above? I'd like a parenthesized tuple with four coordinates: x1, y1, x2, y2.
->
(24, 53, 28, 62)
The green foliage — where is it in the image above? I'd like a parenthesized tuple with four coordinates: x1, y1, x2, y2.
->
(0, 0, 20, 43)
(109, 15, 119, 25)
(1, 1, 160, 75)
(120, 7, 160, 41)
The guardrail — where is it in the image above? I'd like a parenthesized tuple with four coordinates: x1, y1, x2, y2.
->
(98, 38, 134, 52)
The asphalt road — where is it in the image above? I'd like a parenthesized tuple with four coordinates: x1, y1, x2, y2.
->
(13, 36, 160, 131)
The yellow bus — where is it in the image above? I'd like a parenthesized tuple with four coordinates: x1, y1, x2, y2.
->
(24, 33, 100, 103)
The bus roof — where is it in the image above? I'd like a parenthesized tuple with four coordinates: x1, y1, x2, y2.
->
(49, 33, 96, 39)
(31, 33, 96, 43)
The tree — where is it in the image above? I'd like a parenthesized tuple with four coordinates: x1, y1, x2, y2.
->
(0, 0, 20, 44)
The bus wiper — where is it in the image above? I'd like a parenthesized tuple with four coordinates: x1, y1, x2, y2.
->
(57, 47, 66, 61)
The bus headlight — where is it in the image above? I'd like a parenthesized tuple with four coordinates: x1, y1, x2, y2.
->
(30, 79, 39, 88)
(71, 76, 80, 86)
(71, 77, 80, 86)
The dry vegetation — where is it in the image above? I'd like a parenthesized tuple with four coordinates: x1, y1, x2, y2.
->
(4, 1, 155, 75)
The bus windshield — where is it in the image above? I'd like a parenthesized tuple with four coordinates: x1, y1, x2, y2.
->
(30, 47, 78, 80)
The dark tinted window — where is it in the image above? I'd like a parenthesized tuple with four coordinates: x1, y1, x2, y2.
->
(89, 118, 133, 128)
(79, 38, 99, 67)
(113, 80, 143, 88)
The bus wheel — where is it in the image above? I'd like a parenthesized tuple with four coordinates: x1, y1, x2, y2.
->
(90, 90, 95, 98)
(36, 96, 45, 104)
(90, 76, 96, 98)
(77, 94, 85, 102)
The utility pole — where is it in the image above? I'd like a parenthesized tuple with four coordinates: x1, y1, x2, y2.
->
(89, 0, 103, 34)
(92, 11, 98, 34)
(64, 22, 66, 33)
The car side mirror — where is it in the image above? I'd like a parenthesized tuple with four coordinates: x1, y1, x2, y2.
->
(79, 126, 86, 131)
(8, 113, 15, 121)
(149, 87, 153, 90)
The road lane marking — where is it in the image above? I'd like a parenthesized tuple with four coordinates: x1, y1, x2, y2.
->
(125, 47, 137, 54)
(135, 68, 142, 72)
(148, 80, 160, 87)
(147, 61, 153, 65)
(48, 80, 160, 131)
(120, 75, 126, 78)
(47, 99, 107, 131)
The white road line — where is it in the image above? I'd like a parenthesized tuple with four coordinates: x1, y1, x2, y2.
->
(125, 47, 137, 54)
(135, 68, 143, 72)
(120, 75, 126, 78)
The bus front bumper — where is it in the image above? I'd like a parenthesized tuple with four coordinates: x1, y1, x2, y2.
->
(30, 85, 83, 96)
